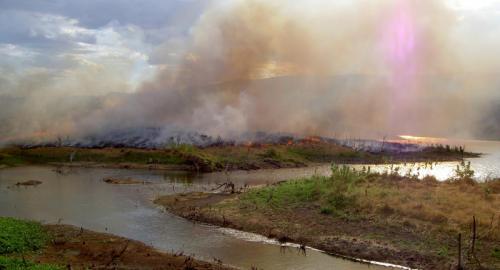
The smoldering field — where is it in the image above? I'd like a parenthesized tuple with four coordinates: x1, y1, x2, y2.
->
(1, 0, 500, 148)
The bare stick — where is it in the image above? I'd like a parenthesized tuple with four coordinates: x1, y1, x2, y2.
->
(458, 233, 463, 270)
(267, 187, 274, 202)
(225, 156, 232, 173)
(106, 240, 130, 267)
(488, 213, 494, 238)
(472, 216, 476, 254)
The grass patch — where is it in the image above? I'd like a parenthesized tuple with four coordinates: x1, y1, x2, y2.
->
(0, 218, 61, 269)
(0, 218, 49, 254)
(229, 160, 500, 266)
(0, 147, 188, 166)
(0, 257, 62, 270)
(240, 176, 322, 209)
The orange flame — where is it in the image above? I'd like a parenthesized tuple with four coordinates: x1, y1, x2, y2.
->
(286, 141, 292, 146)
(247, 142, 252, 147)
(310, 137, 321, 142)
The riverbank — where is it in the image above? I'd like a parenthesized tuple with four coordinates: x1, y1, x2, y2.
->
(0, 218, 235, 270)
(154, 165, 500, 270)
(0, 140, 479, 172)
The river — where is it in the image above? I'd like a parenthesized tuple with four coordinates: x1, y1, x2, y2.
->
(1, 138, 499, 269)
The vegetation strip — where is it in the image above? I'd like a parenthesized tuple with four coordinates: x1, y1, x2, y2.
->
(0, 140, 479, 172)
(0, 217, 235, 269)
(155, 161, 500, 270)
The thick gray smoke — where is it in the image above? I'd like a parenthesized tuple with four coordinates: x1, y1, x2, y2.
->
(1, 0, 500, 147)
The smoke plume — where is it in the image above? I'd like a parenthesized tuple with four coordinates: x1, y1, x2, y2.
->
(2, 0, 500, 147)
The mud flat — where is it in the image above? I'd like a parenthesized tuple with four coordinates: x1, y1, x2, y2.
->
(102, 177, 145, 184)
(154, 192, 432, 269)
(13, 223, 236, 270)
(154, 172, 500, 270)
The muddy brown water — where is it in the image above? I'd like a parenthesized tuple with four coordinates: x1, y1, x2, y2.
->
(1, 166, 402, 270)
(1, 139, 498, 269)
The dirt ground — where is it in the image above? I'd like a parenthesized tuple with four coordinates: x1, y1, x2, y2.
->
(154, 192, 460, 270)
(102, 178, 145, 184)
(19, 223, 236, 270)
(49, 162, 196, 171)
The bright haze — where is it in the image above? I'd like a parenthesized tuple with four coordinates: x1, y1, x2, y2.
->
(1, 0, 500, 145)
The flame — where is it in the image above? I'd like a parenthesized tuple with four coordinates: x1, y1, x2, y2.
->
(310, 136, 321, 142)
(3, 130, 56, 142)
(247, 142, 252, 147)
(286, 141, 292, 146)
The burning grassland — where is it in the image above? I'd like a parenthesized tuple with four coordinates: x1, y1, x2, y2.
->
(0, 136, 479, 172)
(2, 126, 422, 153)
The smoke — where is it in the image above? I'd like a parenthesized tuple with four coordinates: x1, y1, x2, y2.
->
(2, 0, 500, 147)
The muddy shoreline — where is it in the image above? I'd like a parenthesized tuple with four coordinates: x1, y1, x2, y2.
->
(153, 192, 453, 270)
(45, 160, 310, 172)
(12, 223, 236, 270)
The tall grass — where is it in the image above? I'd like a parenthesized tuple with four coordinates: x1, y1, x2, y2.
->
(160, 142, 194, 153)
(238, 160, 500, 239)
(239, 162, 376, 214)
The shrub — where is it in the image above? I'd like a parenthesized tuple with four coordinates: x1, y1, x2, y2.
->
(264, 148, 279, 158)
(319, 206, 336, 214)
(453, 160, 475, 181)
(491, 247, 500, 259)
(325, 192, 358, 210)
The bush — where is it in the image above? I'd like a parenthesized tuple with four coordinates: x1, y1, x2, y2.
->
(325, 192, 358, 210)
(319, 206, 336, 214)
(453, 160, 475, 180)
(264, 148, 279, 158)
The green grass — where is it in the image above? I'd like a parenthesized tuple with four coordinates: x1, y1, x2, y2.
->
(0, 218, 49, 254)
(0, 218, 61, 269)
(239, 163, 369, 211)
(0, 147, 188, 166)
(240, 176, 321, 209)
(0, 257, 62, 270)
(491, 247, 500, 259)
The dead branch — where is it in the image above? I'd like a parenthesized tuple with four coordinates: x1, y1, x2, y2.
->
(225, 156, 232, 174)
(105, 240, 129, 267)
(297, 244, 306, 256)
(210, 182, 235, 193)
(76, 227, 83, 237)
(209, 252, 223, 265)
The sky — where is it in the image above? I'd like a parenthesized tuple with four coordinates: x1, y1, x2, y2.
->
(1, 0, 500, 143)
